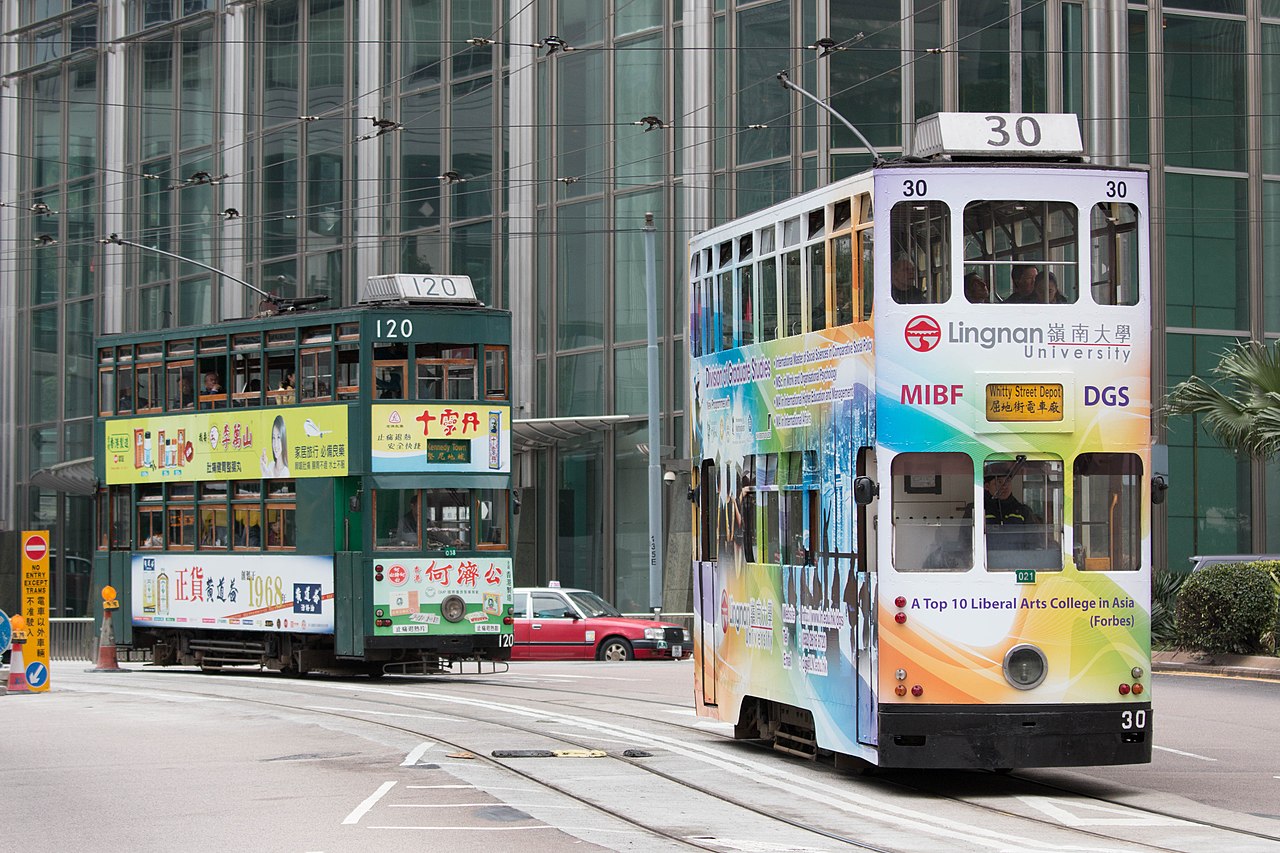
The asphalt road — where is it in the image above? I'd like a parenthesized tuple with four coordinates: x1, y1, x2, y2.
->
(2, 663, 1277, 853)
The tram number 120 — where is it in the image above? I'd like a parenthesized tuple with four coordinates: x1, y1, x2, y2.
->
(1120, 709, 1147, 731)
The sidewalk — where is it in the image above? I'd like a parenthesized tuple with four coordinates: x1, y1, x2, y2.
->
(1152, 649, 1280, 681)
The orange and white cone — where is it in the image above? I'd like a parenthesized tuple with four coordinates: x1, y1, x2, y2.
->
(85, 612, 124, 673)
(5, 638, 30, 694)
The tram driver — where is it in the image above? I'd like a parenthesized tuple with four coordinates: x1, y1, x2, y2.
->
(983, 463, 1040, 525)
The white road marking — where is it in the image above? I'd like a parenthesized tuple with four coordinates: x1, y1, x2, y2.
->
(366, 825, 640, 833)
(342, 781, 396, 825)
(406, 785, 535, 792)
(661, 708, 698, 716)
(390, 803, 580, 809)
(1153, 745, 1217, 762)
(1017, 796, 1190, 828)
(307, 705, 460, 721)
(307, 681, 1141, 852)
(400, 742, 435, 766)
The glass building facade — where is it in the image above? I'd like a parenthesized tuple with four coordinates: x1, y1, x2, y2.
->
(1, 0, 1276, 616)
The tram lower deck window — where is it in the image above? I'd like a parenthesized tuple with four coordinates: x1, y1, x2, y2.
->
(984, 458, 1064, 572)
(891, 453, 972, 572)
(1073, 453, 1142, 571)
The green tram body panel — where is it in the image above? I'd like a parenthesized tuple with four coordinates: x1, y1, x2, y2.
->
(91, 302, 515, 668)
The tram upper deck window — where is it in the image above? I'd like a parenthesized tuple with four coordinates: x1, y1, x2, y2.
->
(1090, 203, 1140, 305)
(416, 343, 477, 399)
(889, 200, 950, 304)
(984, 458, 1063, 572)
(963, 201, 1078, 304)
(891, 453, 972, 572)
(1073, 453, 1142, 571)
(373, 344, 407, 399)
(484, 346, 509, 400)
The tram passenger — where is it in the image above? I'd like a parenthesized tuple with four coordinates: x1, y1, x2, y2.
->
(276, 371, 296, 405)
(963, 273, 991, 304)
(118, 387, 134, 413)
(1004, 265, 1040, 304)
(890, 258, 926, 303)
(1034, 270, 1068, 304)
(175, 376, 195, 409)
(397, 493, 419, 544)
(203, 372, 224, 394)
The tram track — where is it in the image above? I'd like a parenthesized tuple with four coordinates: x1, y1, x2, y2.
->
(72, 667, 1280, 853)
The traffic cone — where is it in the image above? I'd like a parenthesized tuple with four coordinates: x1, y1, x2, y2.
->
(5, 638, 31, 694)
(85, 611, 125, 673)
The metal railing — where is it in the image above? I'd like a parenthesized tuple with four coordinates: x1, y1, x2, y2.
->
(49, 617, 97, 662)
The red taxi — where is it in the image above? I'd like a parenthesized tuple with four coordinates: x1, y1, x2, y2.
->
(511, 586, 692, 661)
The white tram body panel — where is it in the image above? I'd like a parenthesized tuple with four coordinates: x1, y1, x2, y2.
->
(690, 126, 1153, 768)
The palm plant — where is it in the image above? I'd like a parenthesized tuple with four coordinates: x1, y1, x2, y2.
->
(1165, 340, 1280, 459)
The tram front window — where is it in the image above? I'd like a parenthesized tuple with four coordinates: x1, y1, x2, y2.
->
(889, 200, 950, 304)
(963, 200, 1077, 304)
(1074, 453, 1142, 571)
(890, 452, 972, 572)
(984, 458, 1064, 572)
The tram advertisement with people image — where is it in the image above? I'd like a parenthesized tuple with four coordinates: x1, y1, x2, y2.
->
(103, 405, 349, 484)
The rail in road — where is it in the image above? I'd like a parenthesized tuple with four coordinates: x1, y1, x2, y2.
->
(10, 665, 1280, 853)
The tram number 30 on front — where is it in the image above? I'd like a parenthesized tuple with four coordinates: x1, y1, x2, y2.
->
(1121, 709, 1148, 731)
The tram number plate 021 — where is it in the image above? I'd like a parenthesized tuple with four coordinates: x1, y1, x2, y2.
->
(985, 383, 1064, 422)
(1120, 709, 1147, 731)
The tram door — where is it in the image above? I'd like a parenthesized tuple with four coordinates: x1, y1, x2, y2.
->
(855, 447, 879, 745)
(697, 461, 719, 705)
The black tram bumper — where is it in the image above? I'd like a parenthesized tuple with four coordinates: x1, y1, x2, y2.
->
(876, 703, 1152, 769)
(363, 634, 512, 661)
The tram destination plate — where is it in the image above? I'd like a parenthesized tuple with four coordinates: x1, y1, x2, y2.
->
(425, 439, 472, 463)
(985, 383, 1064, 422)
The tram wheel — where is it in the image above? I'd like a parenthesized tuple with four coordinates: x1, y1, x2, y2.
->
(597, 637, 633, 662)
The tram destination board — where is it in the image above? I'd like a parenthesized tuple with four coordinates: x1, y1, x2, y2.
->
(985, 383, 1064, 422)
(425, 439, 471, 464)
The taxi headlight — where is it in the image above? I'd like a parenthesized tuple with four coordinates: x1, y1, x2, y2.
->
(645, 627, 664, 640)
(441, 595, 467, 623)
(1003, 644, 1048, 690)
(682, 629, 691, 643)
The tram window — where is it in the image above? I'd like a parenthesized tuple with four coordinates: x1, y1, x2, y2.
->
(99, 369, 115, 417)
(423, 488, 471, 549)
(833, 199, 852, 232)
(138, 485, 165, 549)
(416, 344, 477, 400)
(760, 491, 781, 564)
(699, 459, 718, 561)
(374, 489, 419, 549)
(783, 249, 802, 336)
(759, 257, 779, 342)
(374, 361, 406, 399)
(963, 200, 1077, 304)
(476, 489, 509, 548)
(1073, 453, 1142, 571)
(265, 504, 296, 550)
(739, 233, 753, 260)
(484, 346, 509, 399)
(266, 354, 297, 405)
(300, 347, 333, 402)
(690, 279, 703, 357)
(109, 486, 131, 549)
(738, 264, 755, 346)
(116, 367, 134, 413)
(781, 488, 815, 566)
(859, 228, 874, 319)
(808, 242, 827, 332)
(135, 361, 162, 412)
(834, 233, 854, 326)
(233, 352, 263, 406)
(984, 458, 1064, 573)
(199, 505, 228, 548)
(167, 503, 196, 550)
(1091, 203, 1140, 306)
(737, 457, 756, 563)
(197, 356, 229, 409)
(719, 271, 735, 349)
(890, 200, 950, 304)
(758, 225, 775, 254)
(336, 344, 360, 400)
(890, 453, 973, 572)
(232, 505, 262, 549)
(167, 361, 195, 410)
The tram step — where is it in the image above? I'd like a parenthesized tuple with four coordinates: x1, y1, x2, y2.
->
(774, 726, 818, 759)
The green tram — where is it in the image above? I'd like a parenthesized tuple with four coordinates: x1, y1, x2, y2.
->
(92, 278, 515, 675)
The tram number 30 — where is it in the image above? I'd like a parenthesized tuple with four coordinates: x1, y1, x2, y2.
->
(985, 114, 1042, 147)
(1120, 709, 1147, 731)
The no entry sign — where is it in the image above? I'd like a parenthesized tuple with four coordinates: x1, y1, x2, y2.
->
(23, 533, 48, 563)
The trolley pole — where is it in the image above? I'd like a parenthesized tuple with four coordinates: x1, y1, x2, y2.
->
(644, 212, 663, 616)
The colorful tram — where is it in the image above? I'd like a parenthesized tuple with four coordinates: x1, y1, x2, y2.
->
(92, 276, 515, 675)
(689, 114, 1157, 769)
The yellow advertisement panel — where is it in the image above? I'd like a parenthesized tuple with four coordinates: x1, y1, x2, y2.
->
(104, 405, 350, 485)
(20, 530, 51, 692)
(371, 403, 510, 473)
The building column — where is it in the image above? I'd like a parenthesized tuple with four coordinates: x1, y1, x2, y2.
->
(0, 0, 19, 529)
(353, 0, 382, 296)
(221, 3, 248, 319)
(101, 0, 128, 335)
(681, 0, 714, 238)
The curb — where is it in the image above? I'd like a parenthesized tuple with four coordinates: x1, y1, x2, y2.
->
(1152, 650, 1280, 682)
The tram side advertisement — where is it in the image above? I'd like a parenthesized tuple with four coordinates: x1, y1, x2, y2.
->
(132, 554, 335, 634)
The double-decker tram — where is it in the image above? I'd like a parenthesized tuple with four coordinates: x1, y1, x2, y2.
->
(92, 275, 515, 675)
(689, 114, 1157, 769)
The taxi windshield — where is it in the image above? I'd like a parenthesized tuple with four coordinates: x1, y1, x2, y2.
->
(567, 591, 622, 618)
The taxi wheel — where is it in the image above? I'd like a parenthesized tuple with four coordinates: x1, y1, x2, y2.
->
(597, 637, 633, 662)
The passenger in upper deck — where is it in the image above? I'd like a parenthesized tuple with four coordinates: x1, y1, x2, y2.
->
(1034, 270, 1068, 304)
(890, 258, 926, 304)
(963, 273, 991, 304)
(1004, 265, 1040, 304)
(203, 372, 224, 395)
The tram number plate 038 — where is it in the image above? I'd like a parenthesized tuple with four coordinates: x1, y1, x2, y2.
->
(985, 383, 1064, 422)
(1120, 709, 1147, 731)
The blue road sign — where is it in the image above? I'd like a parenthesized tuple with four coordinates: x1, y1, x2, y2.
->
(25, 660, 47, 688)
(0, 609, 10, 654)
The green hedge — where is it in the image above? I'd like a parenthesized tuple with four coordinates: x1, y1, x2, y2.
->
(1175, 562, 1278, 655)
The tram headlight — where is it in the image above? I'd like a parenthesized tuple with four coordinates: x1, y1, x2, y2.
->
(441, 595, 467, 623)
(1002, 644, 1048, 690)
(1131, 666, 1145, 680)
